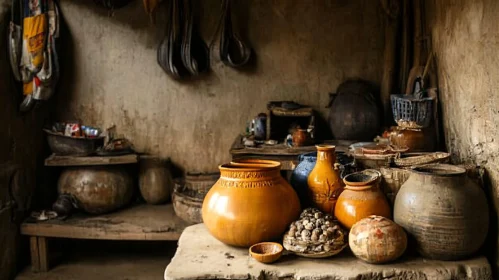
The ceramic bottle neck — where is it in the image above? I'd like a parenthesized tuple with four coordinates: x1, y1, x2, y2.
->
(316, 149, 335, 166)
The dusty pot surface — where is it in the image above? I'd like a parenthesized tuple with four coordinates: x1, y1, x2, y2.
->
(139, 156, 173, 205)
(394, 164, 489, 260)
(349, 215, 407, 264)
(335, 170, 391, 229)
(58, 166, 134, 214)
(307, 145, 343, 215)
(202, 161, 300, 247)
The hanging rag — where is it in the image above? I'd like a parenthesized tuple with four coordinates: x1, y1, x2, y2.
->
(8, 0, 61, 112)
(8, 0, 22, 81)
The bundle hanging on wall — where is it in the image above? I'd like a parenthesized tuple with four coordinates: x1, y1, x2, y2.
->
(8, 0, 61, 112)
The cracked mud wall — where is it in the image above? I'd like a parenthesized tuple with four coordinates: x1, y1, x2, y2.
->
(56, 0, 385, 172)
(426, 0, 499, 273)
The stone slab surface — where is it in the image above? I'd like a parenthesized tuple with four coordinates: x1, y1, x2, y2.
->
(165, 224, 492, 280)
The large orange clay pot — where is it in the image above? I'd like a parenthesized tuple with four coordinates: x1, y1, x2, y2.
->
(202, 161, 301, 247)
(307, 145, 343, 215)
(334, 170, 391, 229)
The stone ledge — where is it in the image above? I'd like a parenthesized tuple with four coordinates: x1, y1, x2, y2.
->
(165, 224, 491, 280)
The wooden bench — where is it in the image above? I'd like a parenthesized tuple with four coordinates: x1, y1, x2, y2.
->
(21, 203, 188, 272)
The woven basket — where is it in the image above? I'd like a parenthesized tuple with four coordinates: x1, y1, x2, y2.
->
(391, 95, 434, 128)
(393, 152, 450, 168)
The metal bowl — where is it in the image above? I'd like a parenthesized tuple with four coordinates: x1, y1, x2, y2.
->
(44, 129, 104, 156)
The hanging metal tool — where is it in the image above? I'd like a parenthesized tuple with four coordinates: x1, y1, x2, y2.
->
(219, 0, 251, 67)
(157, 0, 189, 79)
(158, 0, 208, 79)
(180, 0, 208, 76)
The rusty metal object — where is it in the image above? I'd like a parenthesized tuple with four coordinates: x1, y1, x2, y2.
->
(44, 129, 104, 156)
(139, 156, 173, 205)
(394, 164, 489, 260)
(58, 166, 134, 214)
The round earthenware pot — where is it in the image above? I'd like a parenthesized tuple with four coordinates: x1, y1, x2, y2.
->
(389, 127, 435, 152)
(292, 129, 309, 147)
(307, 145, 343, 215)
(58, 166, 134, 214)
(394, 164, 489, 260)
(334, 170, 391, 229)
(349, 215, 407, 264)
(139, 156, 173, 205)
(202, 161, 301, 247)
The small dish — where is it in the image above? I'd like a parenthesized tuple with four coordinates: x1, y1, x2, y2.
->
(249, 242, 283, 264)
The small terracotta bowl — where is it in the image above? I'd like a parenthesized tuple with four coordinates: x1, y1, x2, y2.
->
(249, 242, 283, 264)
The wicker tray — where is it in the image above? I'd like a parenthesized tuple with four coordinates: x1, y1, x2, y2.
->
(394, 152, 450, 167)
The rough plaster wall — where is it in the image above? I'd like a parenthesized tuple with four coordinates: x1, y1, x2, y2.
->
(57, 0, 384, 172)
(0, 0, 50, 278)
(426, 0, 499, 272)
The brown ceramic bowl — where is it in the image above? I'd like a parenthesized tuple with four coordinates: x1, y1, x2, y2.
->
(249, 242, 283, 264)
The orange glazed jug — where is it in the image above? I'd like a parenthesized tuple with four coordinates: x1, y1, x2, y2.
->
(307, 145, 343, 214)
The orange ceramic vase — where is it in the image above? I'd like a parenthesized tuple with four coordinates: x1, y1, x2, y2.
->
(202, 160, 301, 247)
(334, 170, 391, 229)
(307, 145, 343, 215)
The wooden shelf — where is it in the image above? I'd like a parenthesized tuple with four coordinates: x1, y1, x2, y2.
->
(44, 154, 138, 167)
(21, 204, 189, 241)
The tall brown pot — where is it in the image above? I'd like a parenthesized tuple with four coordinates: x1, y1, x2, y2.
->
(202, 161, 300, 247)
(139, 156, 173, 205)
(394, 164, 489, 260)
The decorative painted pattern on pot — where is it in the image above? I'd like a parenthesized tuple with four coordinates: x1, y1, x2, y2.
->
(349, 215, 407, 264)
(335, 170, 391, 229)
(394, 164, 489, 260)
(290, 152, 356, 208)
(307, 145, 343, 215)
(202, 161, 301, 247)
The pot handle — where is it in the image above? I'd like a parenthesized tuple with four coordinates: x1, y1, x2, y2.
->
(326, 92, 337, 108)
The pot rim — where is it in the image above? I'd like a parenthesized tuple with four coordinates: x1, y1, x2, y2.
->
(316, 144, 336, 151)
(410, 163, 466, 177)
(343, 169, 381, 186)
(220, 161, 281, 172)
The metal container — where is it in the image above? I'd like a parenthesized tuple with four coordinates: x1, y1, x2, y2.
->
(58, 166, 134, 214)
(44, 129, 104, 156)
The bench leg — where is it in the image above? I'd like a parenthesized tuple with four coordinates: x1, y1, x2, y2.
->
(30, 237, 49, 272)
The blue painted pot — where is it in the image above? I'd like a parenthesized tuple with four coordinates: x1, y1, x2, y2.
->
(290, 151, 355, 208)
